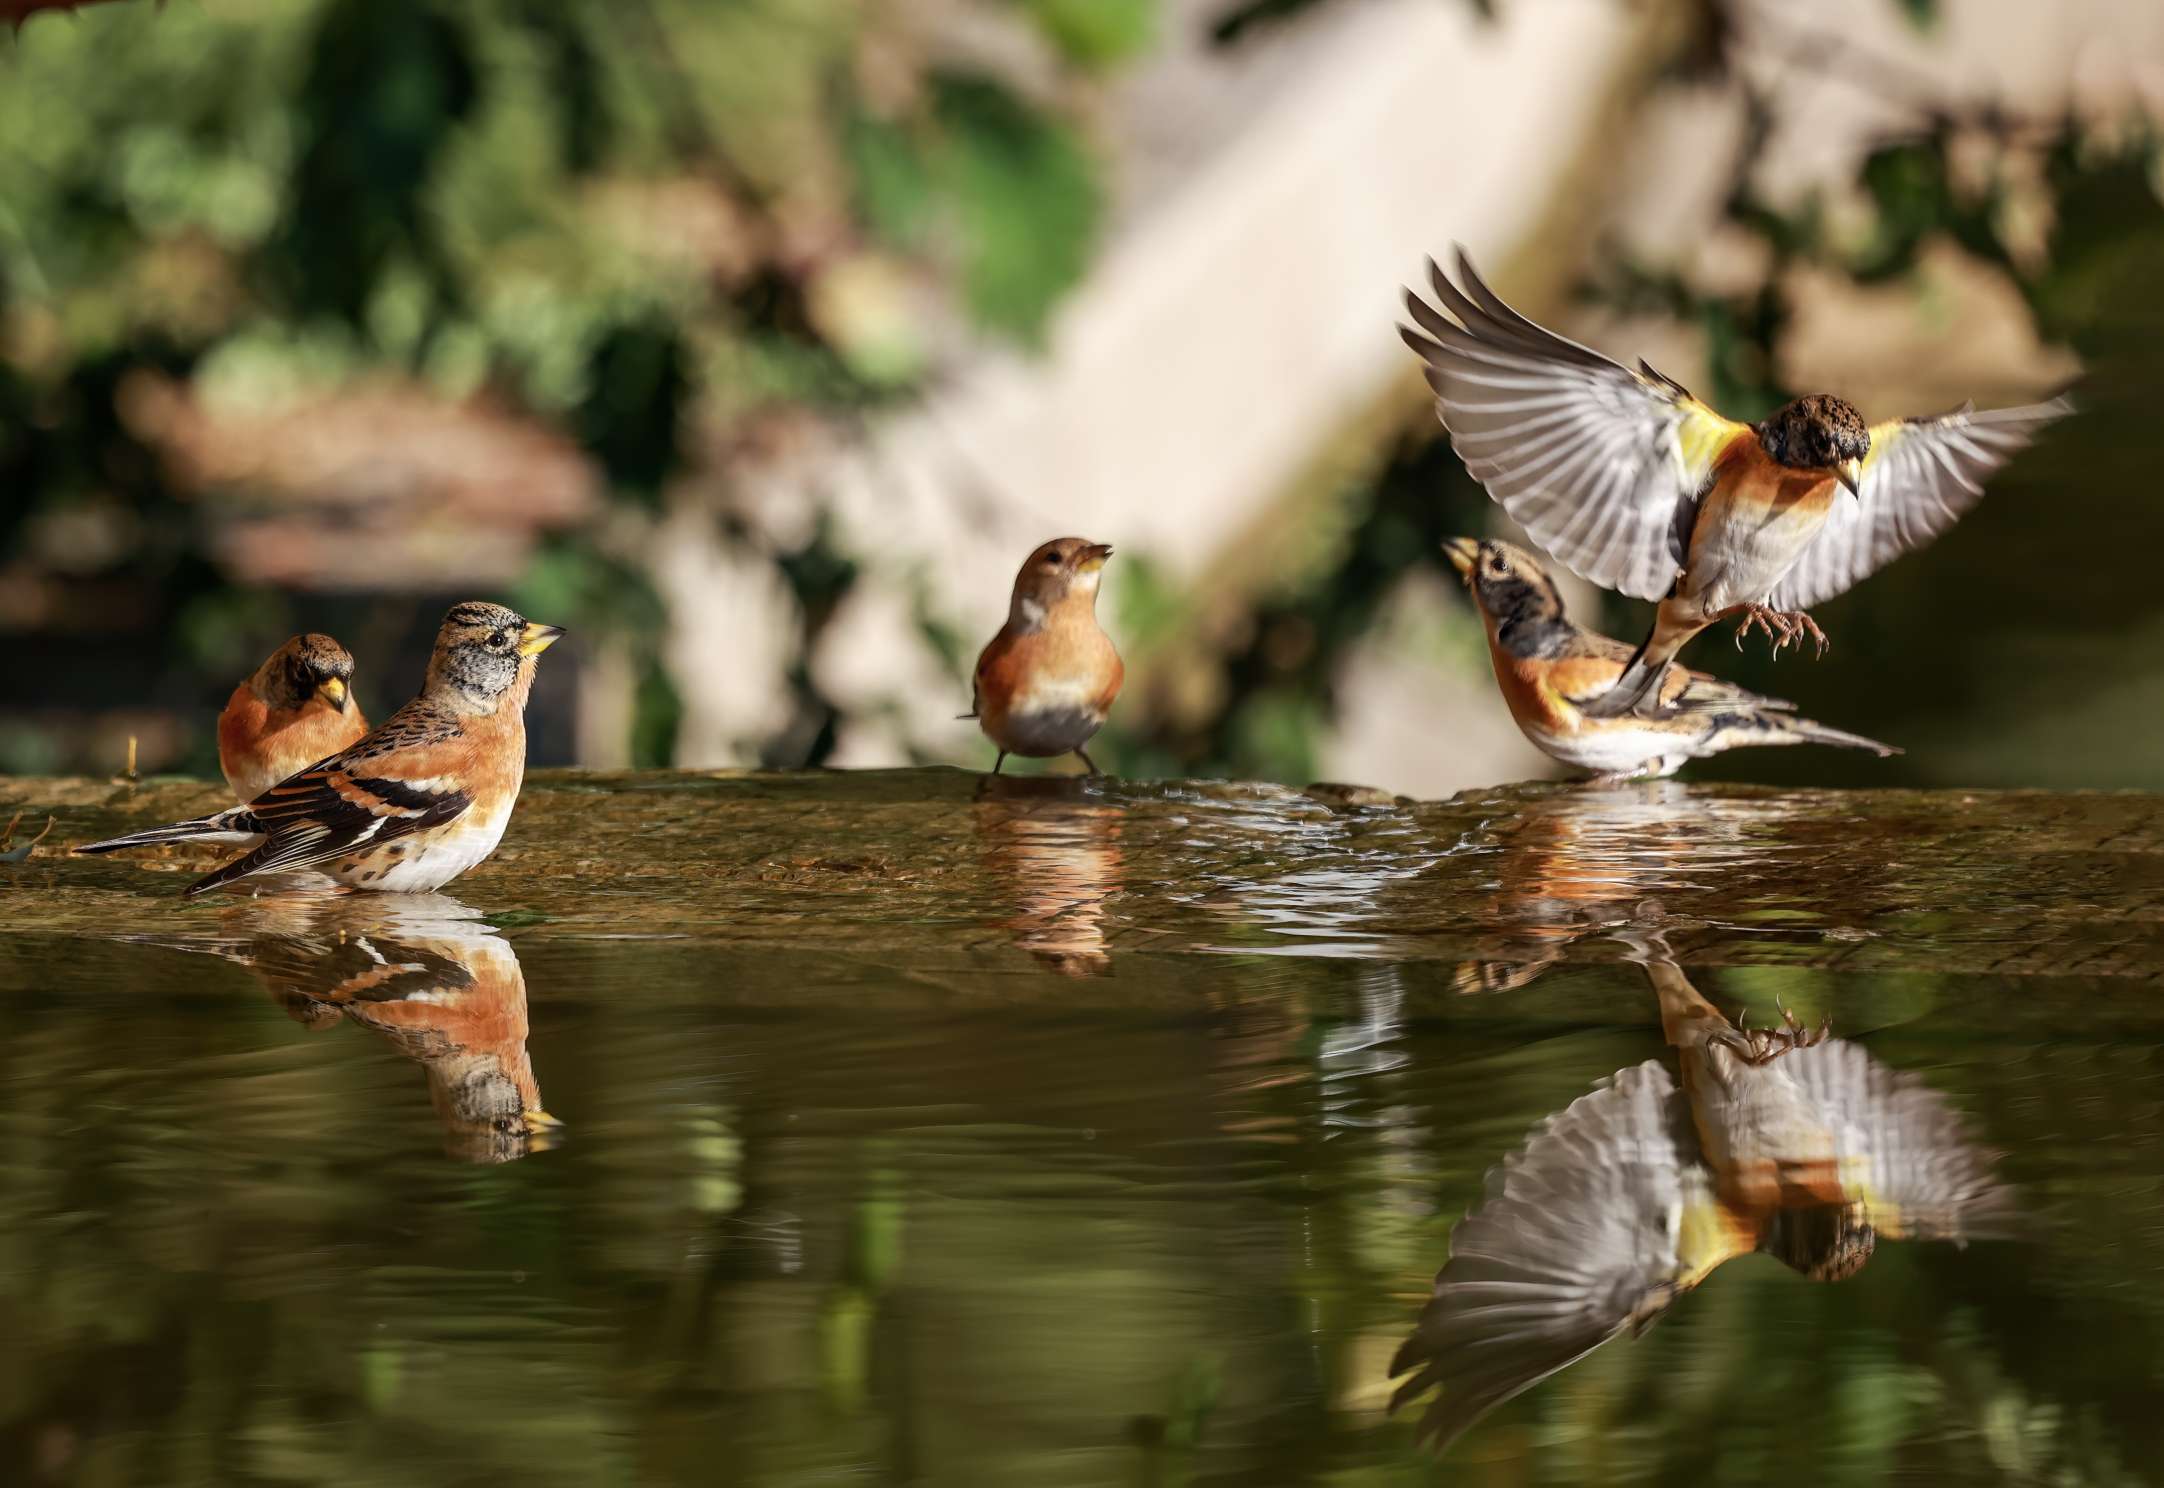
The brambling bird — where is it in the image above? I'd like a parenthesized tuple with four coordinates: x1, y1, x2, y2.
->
(964, 538, 1123, 774)
(1444, 536, 1896, 782)
(1390, 950, 2015, 1455)
(1402, 248, 2071, 717)
(76, 602, 564, 896)
(218, 633, 369, 804)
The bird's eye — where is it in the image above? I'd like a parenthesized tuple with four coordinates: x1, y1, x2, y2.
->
(487, 631, 508, 649)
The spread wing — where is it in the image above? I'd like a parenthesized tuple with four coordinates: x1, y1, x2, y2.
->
(1770, 397, 2072, 611)
(185, 707, 473, 896)
(1401, 248, 1752, 601)
(1780, 1039, 2021, 1243)
(1390, 1062, 1731, 1453)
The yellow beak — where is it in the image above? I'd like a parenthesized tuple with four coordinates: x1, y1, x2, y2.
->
(315, 676, 350, 712)
(1836, 458, 1864, 497)
(1442, 537, 1479, 577)
(1077, 542, 1114, 574)
(518, 622, 567, 657)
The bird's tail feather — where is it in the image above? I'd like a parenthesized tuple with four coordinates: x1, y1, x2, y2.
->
(1781, 716, 1900, 757)
(1583, 602, 1703, 719)
(1586, 655, 1667, 719)
(74, 809, 261, 856)
(184, 843, 282, 898)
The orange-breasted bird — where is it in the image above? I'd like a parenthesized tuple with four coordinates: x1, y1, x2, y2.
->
(76, 602, 564, 896)
(1390, 950, 2016, 1455)
(1445, 536, 1895, 781)
(218, 633, 369, 804)
(964, 538, 1123, 774)
(1402, 248, 2071, 717)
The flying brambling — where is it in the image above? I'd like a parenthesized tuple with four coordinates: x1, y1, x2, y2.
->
(76, 602, 564, 896)
(1444, 537, 1895, 782)
(218, 632, 369, 804)
(964, 538, 1123, 774)
(1390, 949, 2015, 1455)
(1402, 249, 2070, 717)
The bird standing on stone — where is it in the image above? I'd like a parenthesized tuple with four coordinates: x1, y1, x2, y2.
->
(1444, 536, 1896, 781)
(76, 602, 563, 896)
(218, 633, 369, 804)
(1402, 248, 2070, 717)
(965, 538, 1123, 775)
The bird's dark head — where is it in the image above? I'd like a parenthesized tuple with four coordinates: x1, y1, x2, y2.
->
(256, 632, 358, 714)
(1010, 537, 1114, 626)
(1758, 394, 1871, 492)
(1766, 1203, 1877, 1283)
(427, 601, 565, 712)
(1443, 537, 1570, 655)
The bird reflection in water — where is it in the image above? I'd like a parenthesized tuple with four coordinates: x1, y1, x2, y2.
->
(1390, 946, 2018, 1454)
(974, 777, 1124, 976)
(1451, 782, 1819, 994)
(176, 893, 557, 1163)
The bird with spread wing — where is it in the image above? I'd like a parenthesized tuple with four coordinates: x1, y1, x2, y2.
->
(1401, 248, 2071, 717)
(1390, 953, 2019, 1455)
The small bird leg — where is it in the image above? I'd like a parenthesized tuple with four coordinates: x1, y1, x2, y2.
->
(992, 751, 1007, 775)
(1074, 746, 1100, 775)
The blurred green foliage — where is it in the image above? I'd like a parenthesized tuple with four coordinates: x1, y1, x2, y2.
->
(1, 0, 1127, 771)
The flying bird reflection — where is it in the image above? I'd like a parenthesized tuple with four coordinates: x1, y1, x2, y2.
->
(1390, 951, 2018, 1454)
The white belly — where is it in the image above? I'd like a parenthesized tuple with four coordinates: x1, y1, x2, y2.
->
(1688, 500, 1835, 613)
(1527, 722, 1688, 779)
(334, 799, 515, 893)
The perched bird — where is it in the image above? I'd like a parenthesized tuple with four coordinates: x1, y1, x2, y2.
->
(76, 602, 564, 896)
(218, 633, 369, 804)
(1402, 248, 2071, 716)
(1390, 952, 2016, 1455)
(964, 537, 1123, 774)
(1444, 536, 1896, 782)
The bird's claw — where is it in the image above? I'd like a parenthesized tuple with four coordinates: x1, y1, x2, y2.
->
(1732, 606, 1828, 658)
(1795, 611, 1829, 658)
(1774, 995, 1801, 1035)
(1717, 999, 1828, 1064)
(1733, 605, 1791, 652)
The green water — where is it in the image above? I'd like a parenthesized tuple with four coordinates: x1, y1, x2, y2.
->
(2, 769, 2161, 1485)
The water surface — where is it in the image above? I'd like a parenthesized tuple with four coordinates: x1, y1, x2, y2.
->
(2, 770, 2160, 1485)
